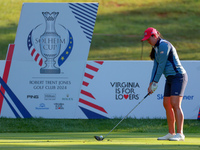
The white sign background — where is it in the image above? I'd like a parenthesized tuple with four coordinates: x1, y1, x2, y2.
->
(77, 61, 200, 119)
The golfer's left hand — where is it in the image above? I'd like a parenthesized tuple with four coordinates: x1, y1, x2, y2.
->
(148, 82, 158, 94)
(151, 82, 158, 93)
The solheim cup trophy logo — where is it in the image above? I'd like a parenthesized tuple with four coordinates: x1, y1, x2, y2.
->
(40, 12, 61, 74)
(27, 11, 73, 74)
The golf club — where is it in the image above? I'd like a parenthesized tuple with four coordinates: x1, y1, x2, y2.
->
(94, 92, 150, 141)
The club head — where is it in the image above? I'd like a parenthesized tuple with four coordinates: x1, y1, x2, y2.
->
(94, 136, 104, 141)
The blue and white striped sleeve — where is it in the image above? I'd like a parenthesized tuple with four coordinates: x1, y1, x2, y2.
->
(150, 59, 158, 83)
(153, 42, 170, 82)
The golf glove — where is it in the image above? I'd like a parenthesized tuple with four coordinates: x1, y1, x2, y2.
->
(151, 82, 158, 93)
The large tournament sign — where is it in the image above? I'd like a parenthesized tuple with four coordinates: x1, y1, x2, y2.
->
(0, 3, 99, 118)
(0, 3, 199, 119)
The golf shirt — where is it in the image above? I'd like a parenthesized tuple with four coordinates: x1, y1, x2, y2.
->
(150, 39, 186, 83)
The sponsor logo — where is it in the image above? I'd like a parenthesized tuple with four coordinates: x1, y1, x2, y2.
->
(54, 103, 64, 110)
(27, 95, 39, 99)
(157, 94, 194, 100)
(62, 94, 73, 100)
(44, 93, 56, 100)
(35, 103, 49, 110)
(110, 82, 140, 100)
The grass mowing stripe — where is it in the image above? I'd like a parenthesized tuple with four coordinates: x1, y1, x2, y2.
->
(0, 132, 199, 150)
(0, 118, 199, 133)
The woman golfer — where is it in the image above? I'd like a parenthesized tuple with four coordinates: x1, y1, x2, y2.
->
(141, 27, 188, 141)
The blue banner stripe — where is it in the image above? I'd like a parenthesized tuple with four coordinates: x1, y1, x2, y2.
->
(70, 3, 97, 18)
(77, 3, 98, 16)
(69, 5, 96, 21)
(91, 3, 99, 7)
(81, 26, 93, 36)
(78, 21, 94, 31)
(69, 3, 98, 43)
(0, 90, 21, 118)
(0, 77, 32, 118)
(86, 36, 92, 41)
(84, 32, 93, 40)
(79, 106, 108, 119)
(85, 3, 99, 10)
(83, 31, 93, 37)
(71, 10, 95, 25)
(84, 3, 99, 8)
(75, 16, 94, 27)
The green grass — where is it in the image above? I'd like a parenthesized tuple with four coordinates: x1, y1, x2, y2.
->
(1, 0, 200, 60)
(0, 118, 199, 133)
(0, 118, 199, 149)
(0, 132, 199, 150)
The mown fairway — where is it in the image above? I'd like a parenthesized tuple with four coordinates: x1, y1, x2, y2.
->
(0, 118, 199, 149)
(0, 132, 199, 150)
